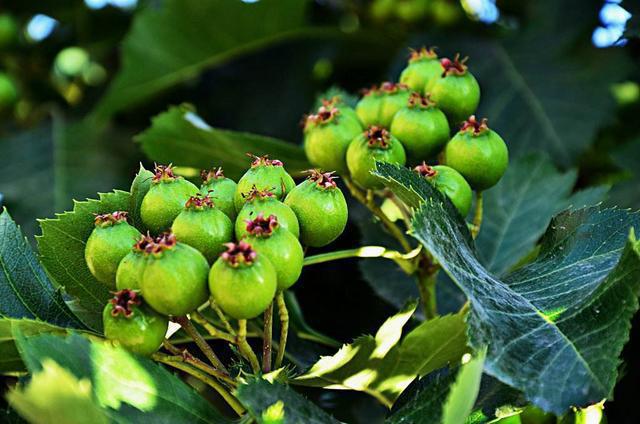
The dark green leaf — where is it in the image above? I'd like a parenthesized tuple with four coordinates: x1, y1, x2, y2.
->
(295, 303, 468, 407)
(37, 190, 131, 332)
(375, 163, 640, 414)
(0, 208, 84, 329)
(14, 332, 232, 423)
(129, 164, 154, 231)
(236, 378, 340, 424)
(608, 138, 640, 209)
(135, 104, 310, 180)
(94, 0, 308, 118)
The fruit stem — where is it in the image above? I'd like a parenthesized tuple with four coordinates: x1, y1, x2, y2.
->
(343, 176, 412, 252)
(191, 312, 237, 344)
(275, 292, 289, 369)
(173, 316, 229, 374)
(237, 319, 260, 373)
(152, 353, 245, 416)
(262, 301, 274, 373)
(159, 342, 237, 386)
(471, 191, 483, 239)
(210, 301, 237, 335)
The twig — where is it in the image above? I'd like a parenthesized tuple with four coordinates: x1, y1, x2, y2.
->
(173, 316, 228, 374)
(262, 301, 274, 373)
(237, 319, 260, 373)
(275, 292, 289, 369)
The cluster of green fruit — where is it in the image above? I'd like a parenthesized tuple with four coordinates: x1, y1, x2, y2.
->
(303, 47, 509, 217)
(85, 159, 348, 356)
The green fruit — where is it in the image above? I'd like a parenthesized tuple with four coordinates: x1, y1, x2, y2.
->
(378, 82, 411, 128)
(200, 167, 237, 220)
(115, 233, 154, 290)
(140, 164, 199, 233)
(103, 289, 168, 357)
(355, 87, 384, 128)
(235, 188, 299, 239)
(141, 234, 210, 316)
(426, 54, 480, 126)
(303, 101, 363, 175)
(346, 126, 406, 189)
(209, 242, 277, 319)
(243, 213, 304, 290)
(445, 116, 508, 190)
(234, 155, 295, 211)
(0, 72, 18, 111)
(285, 170, 348, 247)
(390, 93, 450, 161)
(414, 163, 472, 217)
(0, 14, 18, 48)
(399, 47, 441, 93)
(171, 194, 233, 263)
(85, 211, 141, 289)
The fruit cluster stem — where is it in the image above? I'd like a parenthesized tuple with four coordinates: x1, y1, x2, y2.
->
(471, 191, 483, 239)
(237, 319, 260, 373)
(262, 301, 274, 373)
(173, 316, 228, 374)
(275, 291, 289, 369)
(191, 312, 236, 343)
(211, 301, 236, 335)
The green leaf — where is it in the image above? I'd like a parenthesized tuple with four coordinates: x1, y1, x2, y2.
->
(0, 209, 84, 329)
(14, 332, 232, 423)
(8, 359, 109, 424)
(0, 318, 68, 374)
(236, 378, 340, 424)
(129, 164, 154, 231)
(442, 351, 485, 424)
(608, 138, 640, 209)
(135, 104, 310, 180)
(94, 0, 308, 118)
(375, 163, 640, 414)
(37, 190, 131, 332)
(294, 302, 469, 407)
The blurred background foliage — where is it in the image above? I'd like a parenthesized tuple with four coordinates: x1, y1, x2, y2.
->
(0, 0, 638, 422)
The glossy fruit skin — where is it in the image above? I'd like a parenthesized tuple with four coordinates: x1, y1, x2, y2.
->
(116, 251, 147, 290)
(355, 91, 383, 128)
(400, 59, 441, 94)
(141, 243, 210, 316)
(234, 162, 295, 212)
(0, 72, 18, 111)
(378, 88, 411, 128)
(425, 165, 472, 217)
(141, 178, 199, 233)
(236, 197, 299, 239)
(85, 221, 141, 289)
(445, 121, 508, 191)
(346, 129, 406, 190)
(171, 207, 233, 263)
(390, 100, 450, 162)
(304, 107, 363, 175)
(209, 253, 277, 320)
(103, 298, 168, 357)
(200, 177, 237, 221)
(245, 226, 303, 290)
(285, 179, 348, 247)
(426, 71, 480, 126)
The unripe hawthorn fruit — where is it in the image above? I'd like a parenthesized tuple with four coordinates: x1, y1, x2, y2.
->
(414, 162, 472, 217)
(235, 187, 299, 239)
(140, 233, 210, 316)
(356, 82, 411, 128)
(116, 233, 154, 291)
(426, 54, 480, 126)
(85, 211, 141, 289)
(399, 47, 441, 94)
(103, 289, 168, 357)
(171, 193, 233, 263)
(242, 213, 303, 290)
(355, 86, 384, 128)
(346, 126, 406, 190)
(234, 155, 295, 212)
(199, 167, 237, 220)
(284, 170, 348, 247)
(209, 242, 277, 320)
(445, 116, 508, 191)
(390, 93, 450, 162)
(140, 164, 199, 233)
(303, 101, 363, 175)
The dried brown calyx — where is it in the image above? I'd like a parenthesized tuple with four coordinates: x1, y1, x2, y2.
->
(306, 169, 338, 189)
(185, 193, 215, 210)
(304, 106, 340, 129)
(460, 115, 489, 136)
(440, 54, 469, 77)
(132, 233, 155, 253)
(409, 46, 438, 62)
(144, 232, 178, 256)
(247, 153, 284, 168)
(243, 185, 276, 203)
(365, 126, 392, 149)
(152, 164, 177, 182)
(245, 213, 279, 238)
(414, 162, 438, 178)
(94, 211, 129, 227)
(110, 289, 141, 318)
(221, 241, 257, 267)
(407, 92, 436, 109)
(201, 167, 225, 184)
(379, 81, 410, 94)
